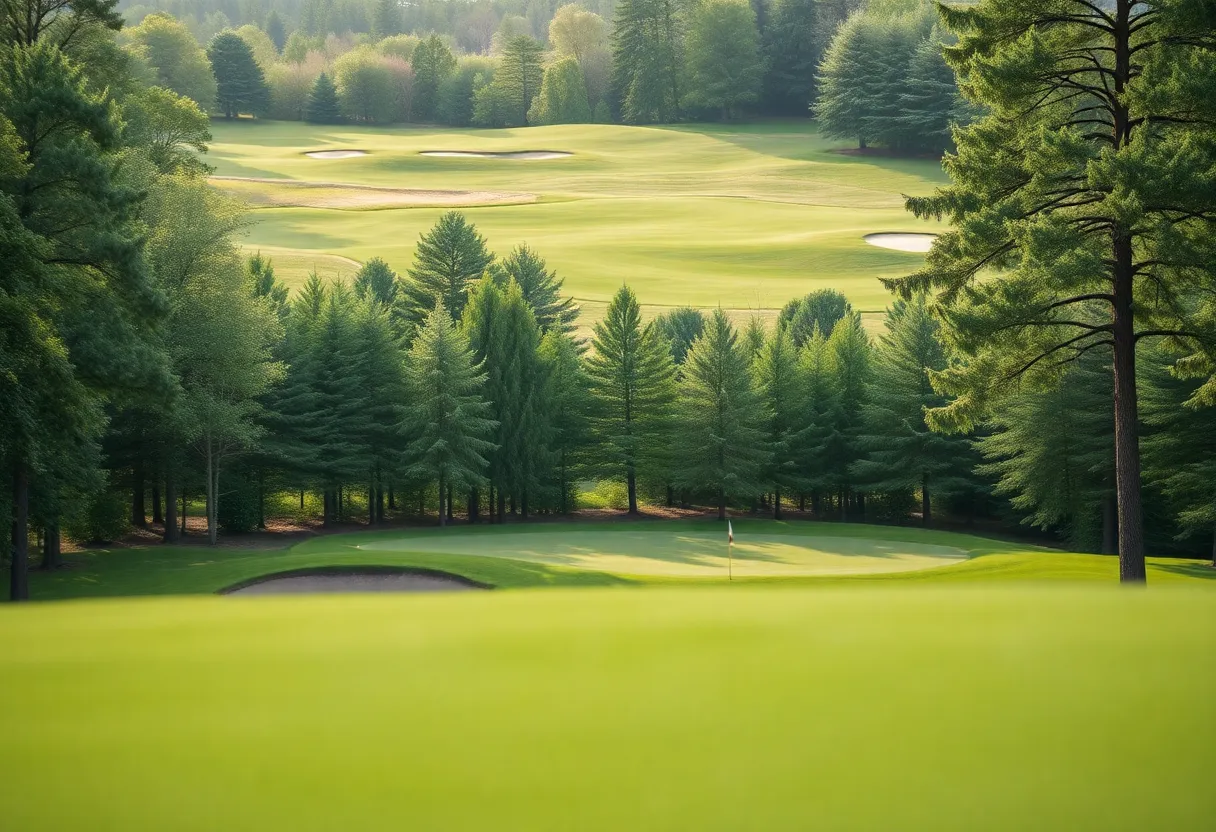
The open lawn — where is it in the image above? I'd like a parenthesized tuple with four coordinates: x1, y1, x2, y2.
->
(0, 585, 1212, 829)
(23, 520, 1216, 600)
(208, 120, 947, 316)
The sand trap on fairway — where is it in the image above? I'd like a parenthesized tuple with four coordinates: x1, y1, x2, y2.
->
(226, 570, 485, 595)
(864, 232, 937, 252)
(359, 531, 968, 578)
(210, 176, 536, 209)
(304, 149, 368, 159)
(421, 150, 572, 160)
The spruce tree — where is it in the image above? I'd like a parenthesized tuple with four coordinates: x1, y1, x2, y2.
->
(752, 323, 806, 518)
(353, 256, 399, 306)
(822, 311, 871, 520)
(529, 56, 593, 125)
(672, 309, 767, 519)
(539, 329, 592, 513)
(402, 302, 497, 527)
(889, 0, 1216, 581)
(611, 0, 688, 123)
(494, 35, 546, 126)
(265, 10, 287, 52)
(305, 72, 344, 124)
(495, 244, 578, 335)
(684, 0, 764, 120)
(762, 0, 819, 115)
(350, 296, 406, 524)
(586, 285, 676, 514)
(780, 288, 850, 347)
(207, 31, 269, 118)
(851, 294, 972, 525)
(411, 35, 457, 121)
(796, 326, 837, 515)
(653, 307, 705, 366)
(399, 211, 494, 333)
(372, 0, 403, 39)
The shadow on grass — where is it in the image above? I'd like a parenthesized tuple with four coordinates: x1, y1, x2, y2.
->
(1153, 562, 1216, 580)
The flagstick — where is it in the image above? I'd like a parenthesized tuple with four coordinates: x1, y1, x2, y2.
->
(728, 539, 733, 582)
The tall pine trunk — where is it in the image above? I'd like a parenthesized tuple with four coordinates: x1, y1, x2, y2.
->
(437, 474, 447, 528)
(921, 473, 931, 527)
(164, 470, 179, 543)
(1102, 492, 1118, 555)
(497, 490, 506, 524)
(10, 463, 29, 601)
(180, 489, 188, 536)
(447, 485, 454, 521)
(469, 488, 479, 523)
(42, 522, 61, 570)
(152, 484, 163, 524)
(773, 487, 782, 520)
(627, 469, 638, 515)
(131, 463, 146, 527)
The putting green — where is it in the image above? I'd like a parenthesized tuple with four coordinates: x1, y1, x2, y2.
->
(358, 530, 968, 577)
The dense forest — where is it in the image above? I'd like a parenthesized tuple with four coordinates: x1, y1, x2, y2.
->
(113, 0, 960, 149)
(3, 0, 1216, 599)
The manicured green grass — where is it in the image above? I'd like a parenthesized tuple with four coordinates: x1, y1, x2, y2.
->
(1, 586, 1212, 828)
(25, 520, 1216, 601)
(206, 120, 947, 311)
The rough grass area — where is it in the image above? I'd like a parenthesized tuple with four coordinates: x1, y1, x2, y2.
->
(206, 121, 947, 313)
(22, 520, 1216, 601)
(0, 587, 1212, 829)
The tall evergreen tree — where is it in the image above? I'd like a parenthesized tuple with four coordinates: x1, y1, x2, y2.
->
(305, 71, 344, 124)
(762, 0, 819, 115)
(402, 303, 496, 527)
(780, 288, 851, 347)
(654, 307, 705, 366)
(207, 31, 270, 118)
(264, 10, 287, 52)
(494, 35, 545, 127)
(399, 211, 494, 332)
(889, 0, 1216, 582)
(672, 309, 767, 519)
(528, 56, 593, 125)
(611, 0, 689, 123)
(411, 34, 456, 121)
(586, 285, 676, 513)
(372, 0, 403, 39)
(852, 294, 972, 525)
(752, 323, 806, 518)
(353, 257, 399, 306)
(494, 244, 578, 335)
(684, 0, 764, 120)
(822, 311, 871, 520)
(538, 329, 592, 513)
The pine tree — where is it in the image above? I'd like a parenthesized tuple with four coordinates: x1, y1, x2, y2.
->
(372, 0, 403, 39)
(752, 323, 807, 518)
(611, 0, 688, 123)
(762, 0, 819, 115)
(305, 72, 344, 124)
(494, 35, 545, 127)
(402, 302, 497, 527)
(821, 311, 871, 520)
(851, 294, 972, 525)
(780, 288, 851, 347)
(353, 257, 399, 306)
(411, 34, 456, 121)
(672, 309, 767, 519)
(248, 252, 288, 317)
(653, 307, 705, 366)
(265, 10, 287, 52)
(889, 0, 1216, 581)
(586, 285, 676, 513)
(399, 211, 494, 333)
(528, 56, 593, 125)
(495, 244, 578, 335)
(539, 329, 592, 513)
(350, 296, 407, 524)
(207, 31, 270, 118)
(684, 0, 764, 120)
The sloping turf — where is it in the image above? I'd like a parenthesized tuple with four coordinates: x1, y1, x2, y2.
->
(0, 587, 1212, 829)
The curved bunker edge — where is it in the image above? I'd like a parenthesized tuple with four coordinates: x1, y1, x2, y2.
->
(419, 150, 572, 160)
(220, 565, 492, 595)
(304, 149, 369, 159)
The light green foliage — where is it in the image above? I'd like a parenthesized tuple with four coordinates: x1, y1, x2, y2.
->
(207, 31, 270, 117)
(121, 85, 212, 175)
(402, 303, 497, 525)
(267, 55, 325, 120)
(411, 34, 457, 121)
(353, 257, 399, 306)
(586, 286, 677, 512)
(379, 34, 420, 61)
(234, 23, 278, 69)
(493, 35, 546, 127)
(548, 4, 609, 109)
(684, 0, 764, 119)
(126, 12, 217, 110)
(529, 56, 592, 124)
(400, 211, 495, 330)
(494, 244, 578, 334)
(780, 288, 851, 348)
(852, 294, 974, 524)
(538, 329, 593, 512)
(248, 252, 289, 316)
(437, 57, 492, 126)
(332, 47, 399, 123)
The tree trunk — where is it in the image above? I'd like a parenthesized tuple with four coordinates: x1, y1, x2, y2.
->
(131, 464, 146, 527)
(437, 475, 447, 528)
(368, 482, 376, 525)
(857, 492, 865, 522)
(299, 489, 305, 510)
(521, 489, 529, 519)
(257, 471, 266, 530)
(376, 486, 384, 523)
(627, 469, 638, 514)
(811, 492, 820, 517)
(180, 489, 188, 536)
(388, 482, 395, 510)
(1112, 232, 1146, 582)
(164, 470, 179, 543)
(497, 490, 506, 524)
(447, 485, 454, 521)
(42, 522, 61, 570)
(859, 136, 867, 150)
(773, 487, 782, 520)
(10, 463, 29, 601)
(509, 493, 516, 515)
(666, 485, 674, 508)
(1211, 520, 1215, 569)
(469, 488, 478, 523)
(839, 488, 847, 522)
(718, 489, 726, 521)
(1102, 491, 1118, 555)
(152, 483, 163, 524)
(921, 473, 931, 527)
(337, 486, 344, 520)
(206, 442, 218, 546)
(559, 455, 568, 515)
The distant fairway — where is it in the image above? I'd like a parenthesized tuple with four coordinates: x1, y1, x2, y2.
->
(1, 587, 1212, 829)
(207, 121, 947, 316)
(357, 529, 967, 577)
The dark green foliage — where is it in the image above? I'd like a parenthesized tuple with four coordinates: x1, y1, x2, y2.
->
(852, 294, 974, 525)
(494, 35, 546, 127)
(780, 288, 850, 347)
(671, 310, 767, 518)
(611, 0, 689, 123)
(402, 302, 497, 526)
(653, 307, 705, 365)
(265, 10, 287, 52)
(218, 465, 261, 533)
(353, 257, 399, 306)
(529, 57, 593, 125)
(62, 483, 128, 544)
(411, 35, 457, 122)
(762, 0, 820, 115)
(752, 323, 805, 516)
(248, 253, 288, 316)
(586, 286, 676, 513)
(684, 0, 764, 120)
(305, 72, 344, 124)
(372, 0, 403, 39)
(400, 212, 494, 331)
(494, 245, 578, 335)
(207, 31, 269, 118)
(538, 329, 592, 513)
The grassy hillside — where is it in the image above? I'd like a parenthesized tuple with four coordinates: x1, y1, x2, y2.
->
(207, 121, 947, 314)
(1, 587, 1212, 829)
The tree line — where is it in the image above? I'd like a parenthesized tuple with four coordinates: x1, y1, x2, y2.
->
(121, 0, 962, 149)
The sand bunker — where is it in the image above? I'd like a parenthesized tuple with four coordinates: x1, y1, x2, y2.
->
(421, 150, 572, 160)
(226, 569, 486, 595)
(210, 176, 536, 209)
(864, 232, 937, 252)
(304, 149, 368, 159)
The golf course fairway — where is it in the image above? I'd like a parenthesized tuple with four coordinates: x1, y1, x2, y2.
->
(0, 587, 1212, 829)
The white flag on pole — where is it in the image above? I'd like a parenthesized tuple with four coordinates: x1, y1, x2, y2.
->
(728, 520, 734, 544)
